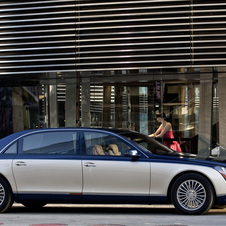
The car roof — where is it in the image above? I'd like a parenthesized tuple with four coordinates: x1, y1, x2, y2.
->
(0, 127, 131, 150)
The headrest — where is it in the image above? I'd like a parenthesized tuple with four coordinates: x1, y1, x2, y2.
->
(93, 145, 105, 155)
(107, 144, 121, 156)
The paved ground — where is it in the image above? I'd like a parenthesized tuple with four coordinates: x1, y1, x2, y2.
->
(0, 203, 225, 226)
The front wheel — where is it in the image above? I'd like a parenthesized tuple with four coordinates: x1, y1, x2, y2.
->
(0, 178, 14, 213)
(171, 173, 214, 215)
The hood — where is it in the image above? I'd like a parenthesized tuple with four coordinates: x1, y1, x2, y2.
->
(152, 151, 226, 167)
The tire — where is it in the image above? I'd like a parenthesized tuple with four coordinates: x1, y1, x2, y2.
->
(22, 202, 47, 209)
(171, 173, 214, 215)
(0, 177, 14, 213)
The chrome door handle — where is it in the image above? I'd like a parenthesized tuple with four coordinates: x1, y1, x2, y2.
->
(84, 162, 96, 167)
(15, 161, 27, 166)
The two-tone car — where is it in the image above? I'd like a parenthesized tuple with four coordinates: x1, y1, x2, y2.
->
(0, 128, 226, 214)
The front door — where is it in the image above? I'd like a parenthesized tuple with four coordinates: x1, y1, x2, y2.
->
(82, 131, 150, 203)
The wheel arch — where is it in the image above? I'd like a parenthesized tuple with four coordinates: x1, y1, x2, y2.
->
(167, 170, 217, 203)
(0, 174, 14, 193)
(0, 173, 15, 213)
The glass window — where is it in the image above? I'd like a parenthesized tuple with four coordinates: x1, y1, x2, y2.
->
(3, 142, 17, 154)
(119, 131, 173, 154)
(84, 132, 131, 156)
(22, 132, 77, 155)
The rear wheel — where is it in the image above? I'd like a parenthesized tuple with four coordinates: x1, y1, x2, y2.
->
(0, 178, 14, 213)
(171, 173, 214, 215)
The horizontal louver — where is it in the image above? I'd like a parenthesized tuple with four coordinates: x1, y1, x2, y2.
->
(0, 0, 76, 76)
(192, 1, 226, 67)
(76, 0, 226, 71)
(0, 0, 225, 76)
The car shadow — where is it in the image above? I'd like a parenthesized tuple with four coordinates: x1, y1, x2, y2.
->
(9, 204, 178, 215)
(8, 204, 226, 215)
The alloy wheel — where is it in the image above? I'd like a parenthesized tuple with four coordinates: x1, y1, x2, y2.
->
(0, 184, 5, 206)
(177, 179, 206, 211)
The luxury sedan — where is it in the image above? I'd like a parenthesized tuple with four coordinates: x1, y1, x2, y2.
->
(0, 128, 226, 214)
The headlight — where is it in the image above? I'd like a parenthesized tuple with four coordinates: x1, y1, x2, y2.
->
(214, 166, 226, 180)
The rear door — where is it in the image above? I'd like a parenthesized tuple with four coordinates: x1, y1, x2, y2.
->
(13, 130, 82, 197)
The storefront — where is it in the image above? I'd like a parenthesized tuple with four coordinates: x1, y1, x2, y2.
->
(1, 66, 225, 158)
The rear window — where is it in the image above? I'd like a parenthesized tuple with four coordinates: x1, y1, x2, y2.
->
(22, 131, 78, 155)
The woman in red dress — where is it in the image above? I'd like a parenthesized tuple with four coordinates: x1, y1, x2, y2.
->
(149, 112, 182, 152)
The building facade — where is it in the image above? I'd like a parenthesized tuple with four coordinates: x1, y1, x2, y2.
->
(1, 0, 226, 157)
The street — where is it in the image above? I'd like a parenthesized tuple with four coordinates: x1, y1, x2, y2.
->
(0, 203, 225, 226)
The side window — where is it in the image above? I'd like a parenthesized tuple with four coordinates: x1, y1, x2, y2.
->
(22, 132, 77, 155)
(84, 132, 131, 156)
(3, 142, 17, 154)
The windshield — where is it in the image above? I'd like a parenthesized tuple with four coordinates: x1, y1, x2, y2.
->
(117, 130, 174, 155)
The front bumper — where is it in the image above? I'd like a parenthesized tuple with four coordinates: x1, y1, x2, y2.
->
(216, 195, 226, 205)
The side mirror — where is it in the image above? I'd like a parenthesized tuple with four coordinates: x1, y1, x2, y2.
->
(124, 150, 141, 160)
